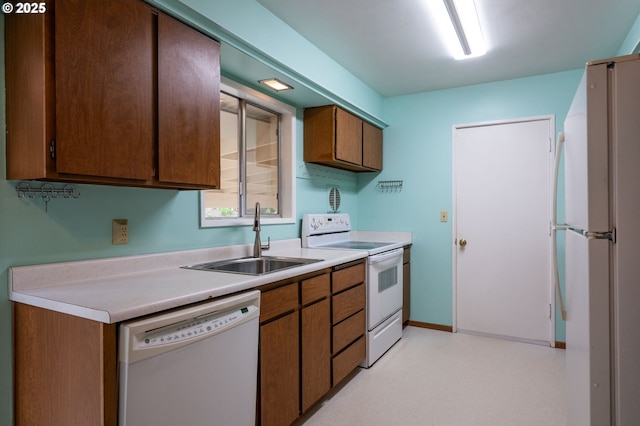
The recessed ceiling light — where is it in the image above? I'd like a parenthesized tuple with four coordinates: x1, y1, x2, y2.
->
(258, 78, 294, 92)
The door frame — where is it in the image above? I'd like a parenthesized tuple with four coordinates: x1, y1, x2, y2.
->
(451, 115, 556, 346)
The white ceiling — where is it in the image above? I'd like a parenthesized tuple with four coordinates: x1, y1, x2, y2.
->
(257, 0, 640, 97)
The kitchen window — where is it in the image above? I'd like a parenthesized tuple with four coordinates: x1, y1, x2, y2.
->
(200, 77, 296, 227)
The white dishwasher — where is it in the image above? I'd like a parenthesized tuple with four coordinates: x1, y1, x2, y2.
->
(118, 290, 260, 426)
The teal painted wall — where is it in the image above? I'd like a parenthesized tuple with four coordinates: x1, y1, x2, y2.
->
(356, 70, 583, 337)
(618, 13, 640, 54)
(353, 17, 640, 342)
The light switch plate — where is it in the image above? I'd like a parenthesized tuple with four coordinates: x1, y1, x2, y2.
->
(440, 210, 449, 222)
(112, 219, 128, 244)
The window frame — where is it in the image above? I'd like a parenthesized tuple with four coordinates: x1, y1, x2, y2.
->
(199, 77, 296, 228)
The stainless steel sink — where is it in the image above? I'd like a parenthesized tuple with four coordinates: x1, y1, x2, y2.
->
(183, 256, 323, 275)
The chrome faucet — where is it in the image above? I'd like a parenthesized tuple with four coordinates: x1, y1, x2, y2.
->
(253, 202, 270, 258)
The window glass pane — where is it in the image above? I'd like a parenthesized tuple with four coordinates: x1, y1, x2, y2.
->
(200, 78, 293, 227)
(245, 103, 279, 216)
(204, 92, 239, 218)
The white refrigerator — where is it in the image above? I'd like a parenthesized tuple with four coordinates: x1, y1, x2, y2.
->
(561, 54, 640, 425)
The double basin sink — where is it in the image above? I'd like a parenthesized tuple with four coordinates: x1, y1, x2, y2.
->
(184, 256, 323, 276)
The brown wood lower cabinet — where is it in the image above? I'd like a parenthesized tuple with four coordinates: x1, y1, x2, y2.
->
(301, 298, 331, 411)
(331, 262, 367, 387)
(258, 273, 331, 426)
(260, 310, 300, 426)
(258, 260, 366, 425)
(13, 303, 117, 426)
(11, 261, 366, 426)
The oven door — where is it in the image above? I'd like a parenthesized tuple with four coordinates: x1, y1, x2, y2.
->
(367, 247, 404, 329)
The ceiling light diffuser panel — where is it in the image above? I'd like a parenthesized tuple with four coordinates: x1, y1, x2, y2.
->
(430, 0, 486, 60)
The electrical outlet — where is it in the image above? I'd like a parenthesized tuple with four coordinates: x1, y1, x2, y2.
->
(440, 210, 449, 222)
(112, 219, 128, 244)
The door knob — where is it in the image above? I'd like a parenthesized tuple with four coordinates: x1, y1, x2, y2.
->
(459, 239, 467, 247)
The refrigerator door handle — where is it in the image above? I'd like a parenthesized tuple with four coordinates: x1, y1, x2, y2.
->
(552, 132, 567, 321)
(566, 226, 616, 242)
(583, 229, 616, 242)
(552, 131, 564, 227)
(553, 230, 567, 321)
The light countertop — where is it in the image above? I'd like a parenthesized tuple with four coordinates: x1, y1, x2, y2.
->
(9, 234, 411, 324)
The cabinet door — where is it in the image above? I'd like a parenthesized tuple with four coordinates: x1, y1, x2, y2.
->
(301, 298, 331, 411)
(362, 121, 383, 170)
(55, 0, 154, 180)
(158, 13, 221, 187)
(335, 107, 363, 165)
(14, 303, 117, 425)
(5, 6, 51, 180)
(260, 311, 300, 426)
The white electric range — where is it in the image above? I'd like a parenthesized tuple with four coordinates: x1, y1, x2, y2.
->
(301, 213, 404, 367)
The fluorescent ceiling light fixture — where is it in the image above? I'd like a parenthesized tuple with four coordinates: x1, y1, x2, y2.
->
(258, 78, 294, 92)
(433, 0, 486, 60)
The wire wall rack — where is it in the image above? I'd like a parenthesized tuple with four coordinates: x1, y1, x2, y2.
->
(15, 182, 80, 212)
(375, 180, 403, 192)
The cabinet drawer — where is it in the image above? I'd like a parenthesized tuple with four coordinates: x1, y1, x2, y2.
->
(260, 283, 299, 323)
(333, 310, 365, 354)
(332, 335, 365, 386)
(332, 284, 365, 324)
(332, 262, 365, 293)
(301, 273, 330, 306)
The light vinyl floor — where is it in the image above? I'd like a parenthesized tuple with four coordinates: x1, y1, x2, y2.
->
(299, 326, 567, 426)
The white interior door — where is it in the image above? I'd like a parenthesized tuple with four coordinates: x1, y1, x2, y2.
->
(454, 117, 553, 344)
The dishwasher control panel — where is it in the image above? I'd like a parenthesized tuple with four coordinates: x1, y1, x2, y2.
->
(141, 305, 258, 348)
(119, 290, 261, 364)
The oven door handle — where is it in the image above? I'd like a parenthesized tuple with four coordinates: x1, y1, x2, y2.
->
(369, 247, 403, 264)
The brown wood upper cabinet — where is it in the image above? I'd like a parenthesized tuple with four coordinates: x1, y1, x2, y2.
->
(5, 0, 221, 189)
(304, 105, 383, 172)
